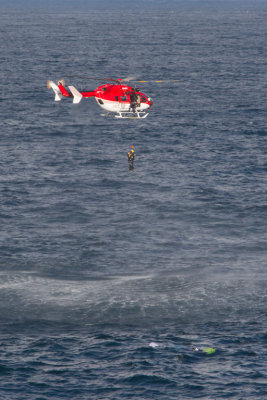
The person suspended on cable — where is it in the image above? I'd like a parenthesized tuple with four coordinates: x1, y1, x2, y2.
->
(128, 145, 135, 162)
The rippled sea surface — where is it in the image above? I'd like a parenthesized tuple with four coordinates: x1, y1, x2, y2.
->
(0, 1, 267, 398)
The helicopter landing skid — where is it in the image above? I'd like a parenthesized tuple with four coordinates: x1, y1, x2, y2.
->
(115, 111, 149, 119)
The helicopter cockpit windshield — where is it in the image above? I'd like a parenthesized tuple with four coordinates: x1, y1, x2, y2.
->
(141, 94, 152, 103)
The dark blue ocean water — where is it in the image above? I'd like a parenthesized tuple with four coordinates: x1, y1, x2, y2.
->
(1, 1, 267, 398)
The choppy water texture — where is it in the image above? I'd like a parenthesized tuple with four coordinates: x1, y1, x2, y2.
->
(0, 1, 267, 399)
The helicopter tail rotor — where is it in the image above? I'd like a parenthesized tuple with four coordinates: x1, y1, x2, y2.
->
(47, 80, 63, 101)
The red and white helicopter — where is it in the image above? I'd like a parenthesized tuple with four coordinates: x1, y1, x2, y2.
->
(47, 76, 156, 119)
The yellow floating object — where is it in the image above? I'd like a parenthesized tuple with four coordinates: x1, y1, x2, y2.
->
(202, 347, 216, 355)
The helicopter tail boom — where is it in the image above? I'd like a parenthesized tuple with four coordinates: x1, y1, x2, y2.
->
(47, 79, 95, 103)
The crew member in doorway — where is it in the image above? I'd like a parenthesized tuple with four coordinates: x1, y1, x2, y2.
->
(130, 89, 140, 113)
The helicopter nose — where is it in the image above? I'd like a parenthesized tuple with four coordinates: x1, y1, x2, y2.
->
(147, 97, 153, 106)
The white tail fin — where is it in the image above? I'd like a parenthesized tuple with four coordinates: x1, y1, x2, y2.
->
(47, 80, 62, 101)
(68, 86, 83, 104)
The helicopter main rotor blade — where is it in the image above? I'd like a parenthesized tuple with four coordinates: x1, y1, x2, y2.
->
(64, 75, 179, 84)
(65, 75, 119, 83)
(120, 76, 137, 82)
(128, 79, 179, 83)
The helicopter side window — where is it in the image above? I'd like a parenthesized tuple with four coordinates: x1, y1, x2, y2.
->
(121, 96, 127, 101)
(115, 96, 119, 101)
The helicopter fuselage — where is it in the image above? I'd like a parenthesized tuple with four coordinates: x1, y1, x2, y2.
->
(93, 84, 153, 113)
(47, 79, 153, 117)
